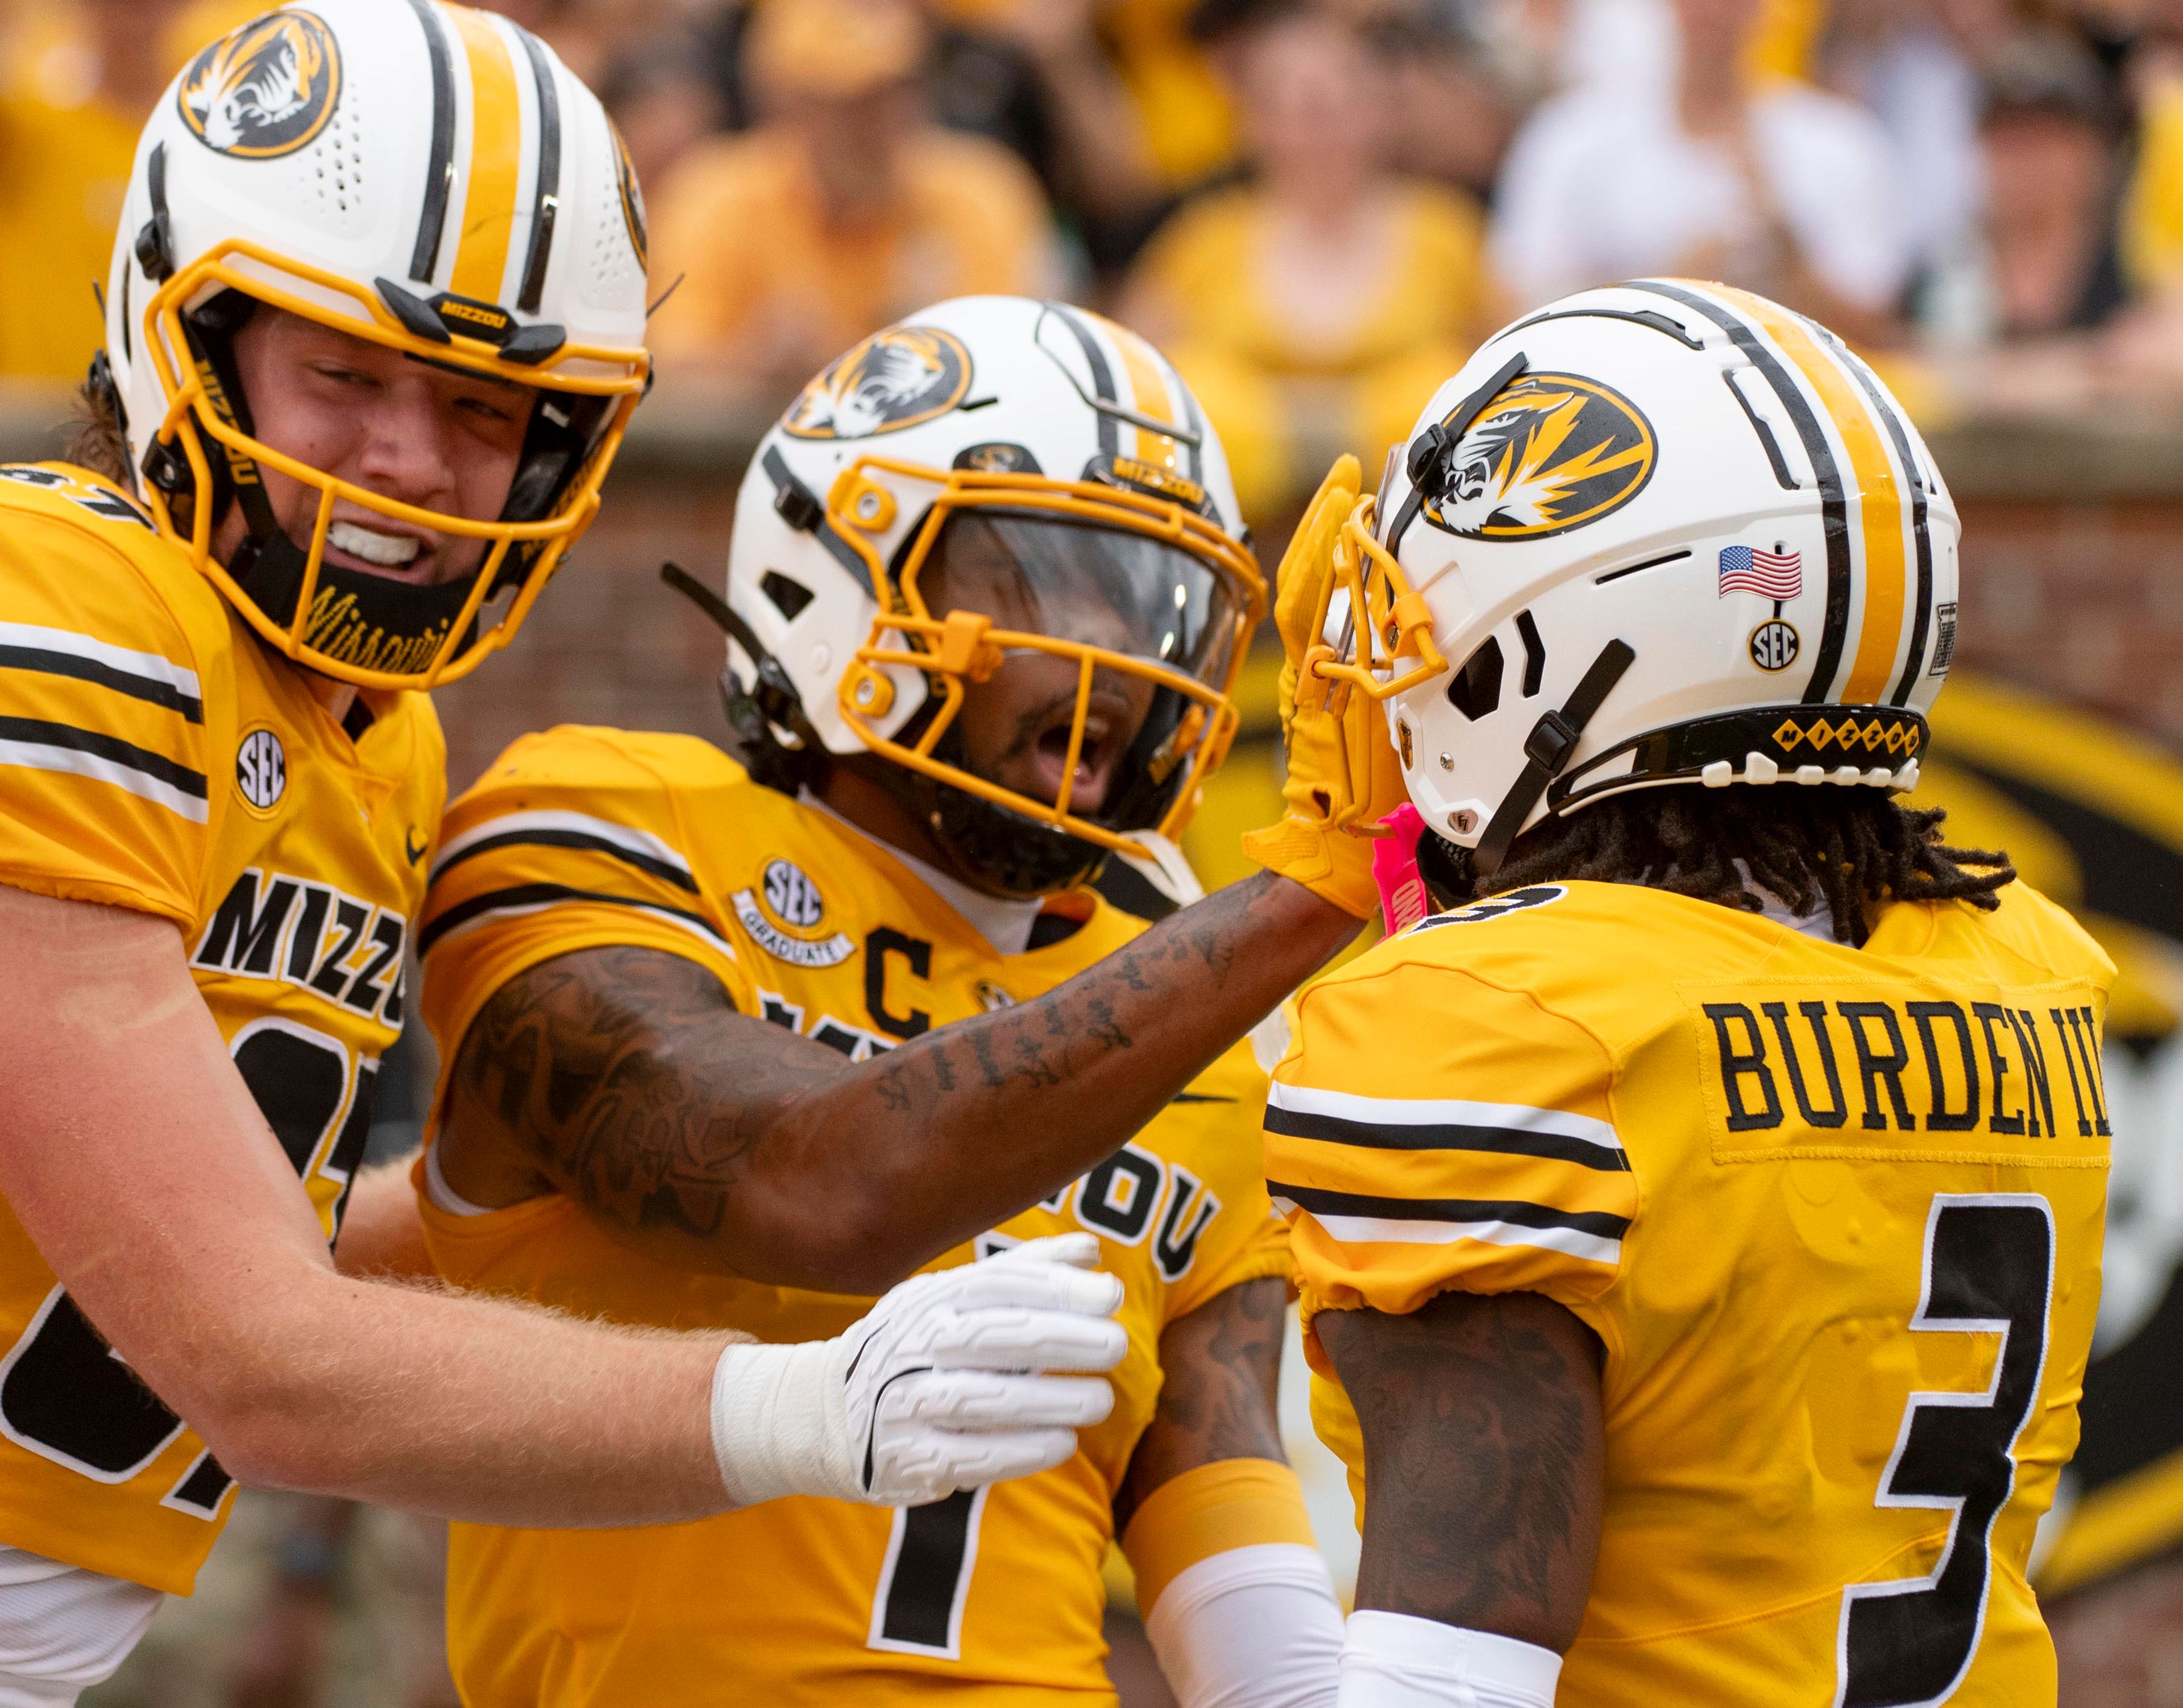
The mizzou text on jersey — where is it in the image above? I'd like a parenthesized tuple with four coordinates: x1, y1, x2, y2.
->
(415, 726, 1289, 1704)
(0, 465, 443, 1593)
(1269, 878, 2114, 1707)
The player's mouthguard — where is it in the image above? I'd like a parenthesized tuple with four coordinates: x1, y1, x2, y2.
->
(329, 522, 423, 568)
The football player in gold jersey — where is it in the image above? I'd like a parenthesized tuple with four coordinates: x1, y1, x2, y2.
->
(0, 11, 1142, 1699)
(1266, 282, 2115, 1708)
(416, 297, 1379, 1704)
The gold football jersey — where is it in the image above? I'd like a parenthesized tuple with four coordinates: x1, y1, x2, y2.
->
(0, 465, 443, 1594)
(1270, 878, 2114, 1708)
(415, 726, 1290, 1706)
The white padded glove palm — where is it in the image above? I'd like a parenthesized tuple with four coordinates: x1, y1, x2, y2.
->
(709, 1233, 1126, 1508)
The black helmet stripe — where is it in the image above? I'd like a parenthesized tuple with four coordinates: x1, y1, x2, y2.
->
(402, 0, 458, 285)
(1041, 302, 1120, 459)
(1834, 348, 1934, 707)
(1176, 370, 1205, 485)
(512, 25, 563, 316)
(1626, 281, 1852, 706)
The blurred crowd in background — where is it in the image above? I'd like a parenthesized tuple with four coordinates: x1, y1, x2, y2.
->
(16, 0, 2183, 525)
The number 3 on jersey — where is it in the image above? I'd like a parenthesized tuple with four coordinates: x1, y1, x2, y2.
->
(1837, 1195, 2055, 1708)
(0, 1020, 377, 1515)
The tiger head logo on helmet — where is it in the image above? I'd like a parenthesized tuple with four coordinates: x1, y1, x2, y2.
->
(1420, 372, 1657, 542)
(177, 11, 340, 159)
(783, 329, 974, 441)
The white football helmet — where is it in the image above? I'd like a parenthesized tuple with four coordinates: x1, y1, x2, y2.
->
(1322, 280, 1956, 878)
(717, 296, 1264, 895)
(100, 2, 650, 689)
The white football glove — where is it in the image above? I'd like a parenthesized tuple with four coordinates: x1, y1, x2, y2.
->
(708, 1232, 1126, 1508)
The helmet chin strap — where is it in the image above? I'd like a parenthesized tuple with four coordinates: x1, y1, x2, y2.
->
(1470, 638, 1636, 878)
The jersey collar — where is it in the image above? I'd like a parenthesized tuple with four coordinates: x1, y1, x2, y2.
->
(801, 792, 1046, 957)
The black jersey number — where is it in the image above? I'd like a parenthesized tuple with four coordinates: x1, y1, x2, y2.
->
(1836, 1195, 2056, 1708)
(868, 1487, 989, 1659)
(0, 1020, 376, 1514)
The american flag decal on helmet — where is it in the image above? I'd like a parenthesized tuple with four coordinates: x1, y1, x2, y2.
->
(1719, 545, 1803, 600)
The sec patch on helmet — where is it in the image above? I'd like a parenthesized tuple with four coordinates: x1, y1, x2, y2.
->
(782, 327, 974, 440)
(1421, 372, 1655, 542)
(178, 10, 342, 161)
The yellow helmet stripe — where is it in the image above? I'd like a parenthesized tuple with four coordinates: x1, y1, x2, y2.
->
(1834, 345, 1937, 707)
(447, 6, 524, 305)
(1728, 289, 1911, 706)
(1094, 314, 1184, 471)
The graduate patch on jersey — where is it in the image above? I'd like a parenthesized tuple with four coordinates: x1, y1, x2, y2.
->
(733, 862, 856, 968)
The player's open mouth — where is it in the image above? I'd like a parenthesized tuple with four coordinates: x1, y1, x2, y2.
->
(1034, 708, 1120, 811)
(329, 521, 424, 570)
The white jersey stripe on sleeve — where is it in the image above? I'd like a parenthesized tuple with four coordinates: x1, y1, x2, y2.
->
(1271, 1198, 1624, 1268)
(1267, 1081, 1622, 1152)
(0, 622, 203, 701)
(429, 809, 695, 886)
(0, 738, 208, 823)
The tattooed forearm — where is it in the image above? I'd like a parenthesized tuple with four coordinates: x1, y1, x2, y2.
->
(447, 951, 840, 1257)
(1116, 1276, 1289, 1533)
(441, 870, 1358, 1294)
(1315, 1291, 1604, 1653)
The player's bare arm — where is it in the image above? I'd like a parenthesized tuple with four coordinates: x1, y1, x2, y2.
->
(5, 882, 1122, 1528)
(1114, 1275, 1288, 1529)
(441, 872, 1351, 1291)
(1315, 1292, 1605, 1652)
(331, 1159, 437, 1282)
(1109, 1278, 1343, 1707)
(0, 885, 727, 1523)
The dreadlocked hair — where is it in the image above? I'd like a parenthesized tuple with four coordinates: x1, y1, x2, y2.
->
(1419, 786, 2016, 947)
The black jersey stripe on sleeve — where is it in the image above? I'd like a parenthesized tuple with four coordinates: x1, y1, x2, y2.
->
(0, 716, 206, 797)
(429, 828, 700, 892)
(418, 881, 731, 959)
(0, 645, 204, 723)
(1267, 1180, 1632, 1243)
(1264, 1102, 1630, 1172)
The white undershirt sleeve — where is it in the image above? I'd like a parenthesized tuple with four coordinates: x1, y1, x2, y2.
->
(1143, 1542, 1344, 1708)
(1336, 1610, 1561, 1708)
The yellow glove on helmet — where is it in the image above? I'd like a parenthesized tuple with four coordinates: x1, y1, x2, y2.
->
(1241, 456, 1411, 919)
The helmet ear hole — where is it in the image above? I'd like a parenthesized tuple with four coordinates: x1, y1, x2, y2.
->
(761, 571, 815, 621)
(1446, 636, 1505, 722)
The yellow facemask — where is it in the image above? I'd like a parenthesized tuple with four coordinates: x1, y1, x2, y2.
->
(828, 455, 1266, 859)
(138, 238, 649, 690)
